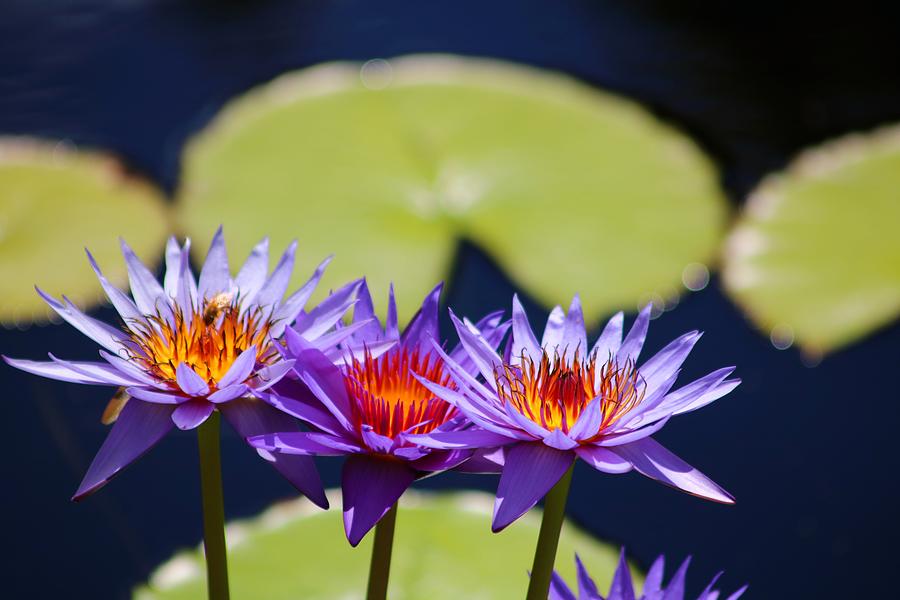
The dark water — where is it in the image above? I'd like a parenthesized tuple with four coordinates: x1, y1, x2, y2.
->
(2, 1, 899, 598)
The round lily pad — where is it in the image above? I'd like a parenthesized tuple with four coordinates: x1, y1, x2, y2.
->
(133, 490, 625, 600)
(723, 125, 900, 354)
(0, 138, 170, 325)
(177, 55, 728, 323)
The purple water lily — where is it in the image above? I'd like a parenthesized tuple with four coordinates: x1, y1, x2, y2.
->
(248, 282, 508, 545)
(410, 295, 740, 531)
(550, 551, 747, 600)
(3, 228, 359, 507)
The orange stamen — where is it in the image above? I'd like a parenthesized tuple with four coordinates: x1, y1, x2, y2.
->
(344, 347, 456, 442)
(126, 296, 276, 390)
(494, 350, 644, 439)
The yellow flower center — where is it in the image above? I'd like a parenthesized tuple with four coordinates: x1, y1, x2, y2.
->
(126, 293, 276, 389)
(494, 351, 644, 438)
(344, 347, 456, 440)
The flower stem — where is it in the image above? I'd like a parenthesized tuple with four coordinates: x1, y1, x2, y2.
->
(526, 463, 575, 600)
(366, 501, 399, 600)
(197, 411, 230, 600)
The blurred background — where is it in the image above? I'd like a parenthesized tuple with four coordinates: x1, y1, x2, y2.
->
(2, 1, 899, 598)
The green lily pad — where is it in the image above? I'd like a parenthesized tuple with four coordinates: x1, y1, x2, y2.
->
(0, 138, 171, 325)
(723, 125, 900, 354)
(177, 55, 728, 322)
(134, 490, 627, 600)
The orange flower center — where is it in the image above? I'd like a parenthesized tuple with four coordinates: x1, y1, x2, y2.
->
(344, 347, 457, 441)
(127, 293, 276, 389)
(494, 351, 644, 438)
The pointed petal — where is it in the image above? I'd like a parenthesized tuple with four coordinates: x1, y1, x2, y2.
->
(36, 288, 130, 353)
(216, 345, 257, 389)
(575, 554, 600, 598)
(448, 309, 503, 389)
(611, 437, 734, 503)
(697, 572, 725, 600)
(591, 311, 624, 361)
(575, 444, 634, 473)
(549, 571, 577, 600)
(235, 237, 269, 303)
(283, 329, 353, 430)
(99, 350, 165, 388)
(221, 398, 328, 508)
(636, 368, 736, 424)
(248, 431, 360, 455)
(126, 387, 187, 404)
(492, 442, 574, 532)
(119, 238, 168, 317)
(661, 557, 691, 600)
(543, 428, 579, 450)
(254, 239, 297, 311)
(171, 399, 214, 430)
(597, 415, 671, 447)
(509, 294, 540, 362)
(163, 236, 182, 297)
(401, 282, 442, 349)
(643, 555, 666, 598)
(350, 279, 383, 341)
(609, 549, 637, 600)
(561, 294, 587, 360)
(85, 249, 144, 330)
(407, 428, 514, 450)
(207, 384, 249, 404)
(247, 360, 295, 392)
(617, 304, 652, 366)
(198, 226, 231, 299)
(270, 255, 333, 334)
(342, 455, 415, 546)
(541, 305, 566, 351)
(638, 331, 702, 393)
(176, 363, 210, 396)
(566, 397, 603, 441)
(3, 356, 132, 387)
(73, 400, 174, 500)
(292, 279, 362, 340)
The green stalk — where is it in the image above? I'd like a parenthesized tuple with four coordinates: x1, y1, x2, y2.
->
(525, 464, 575, 600)
(366, 501, 399, 600)
(197, 411, 230, 600)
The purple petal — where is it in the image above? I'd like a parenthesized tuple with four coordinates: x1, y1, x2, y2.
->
(455, 446, 505, 474)
(407, 428, 515, 450)
(127, 387, 187, 404)
(591, 311, 624, 361)
(283, 330, 353, 429)
(270, 255, 332, 334)
(342, 455, 415, 546)
(636, 368, 736, 425)
(401, 282, 442, 350)
(217, 346, 257, 388)
(234, 237, 269, 303)
(254, 239, 297, 312)
(73, 400, 174, 500)
(724, 585, 749, 600)
(207, 384, 249, 404)
(504, 400, 550, 440)
(410, 449, 472, 472)
(492, 442, 574, 532)
(248, 360, 295, 392)
(643, 555, 666, 598)
(174, 239, 198, 315)
(385, 283, 399, 340)
(262, 379, 344, 434)
(4, 355, 132, 387)
(349, 279, 383, 341)
(448, 309, 503, 389)
(662, 557, 691, 600)
(638, 331, 702, 393)
(697, 571, 725, 600)
(292, 279, 362, 340)
(248, 431, 360, 455)
(597, 415, 671, 447)
(119, 238, 169, 317)
(36, 288, 131, 353)
(561, 294, 587, 360)
(542, 428, 579, 451)
(549, 571, 577, 600)
(360, 426, 394, 454)
(617, 304, 652, 366)
(163, 236, 182, 298)
(673, 378, 741, 416)
(198, 226, 231, 300)
(171, 400, 214, 430)
(609, 548, 637, 600)
(85, 249, 144, 330)
(575, 444, 634, 474)
(99, 350, 167, 388)
(566, 397, 603, 441)
(575, 554, 600, 598)
(220, 398, 328, 508)
(510, 294, 540, 362)
(611, 437, 734, 503)
(176, 363, 210, 396)
(541, 305, 566, 351)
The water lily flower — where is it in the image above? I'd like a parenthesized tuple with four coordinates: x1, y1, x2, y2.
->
(550, 551, 747, 600)
(410, 295, 740, 532)
(4, 228, 358, 507)
(248, 282, 508, 546)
